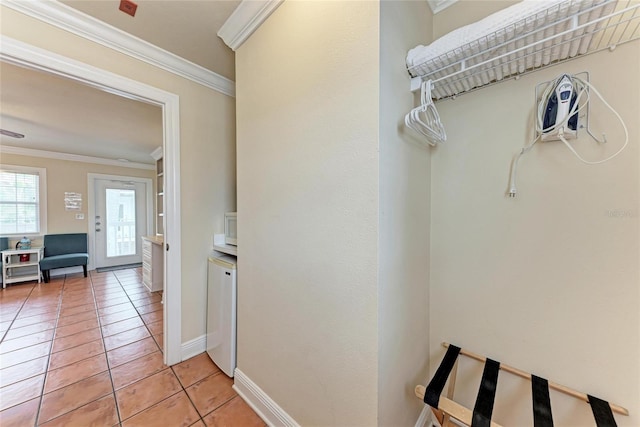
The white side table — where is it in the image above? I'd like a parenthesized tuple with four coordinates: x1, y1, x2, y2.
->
(2, 247, 44, 288)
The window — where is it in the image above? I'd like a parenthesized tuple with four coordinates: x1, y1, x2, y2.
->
(0, 165, 47, 235)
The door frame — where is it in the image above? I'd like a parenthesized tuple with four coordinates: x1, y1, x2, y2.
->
(1, 36, 183, 365)
(87, 174, 153, 270)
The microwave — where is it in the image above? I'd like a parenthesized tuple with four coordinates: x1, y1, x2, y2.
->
(224, 212, 237, 246)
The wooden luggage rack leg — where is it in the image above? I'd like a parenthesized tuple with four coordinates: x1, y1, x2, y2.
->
(415, 342, 629, 427)
(439, 358, 458, 427)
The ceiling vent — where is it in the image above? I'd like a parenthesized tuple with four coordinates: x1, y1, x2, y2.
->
(0, 129, 25, 138)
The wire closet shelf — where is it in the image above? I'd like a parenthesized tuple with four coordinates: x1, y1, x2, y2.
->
(407, 0, 640, 101)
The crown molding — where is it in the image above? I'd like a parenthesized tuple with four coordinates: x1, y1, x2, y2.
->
(217, 0, 283, 51)
(428, 0, 458, 14)
(0, 146, 156, 170)
(150, 146, 163, 161)
(2, 0, 235, 97)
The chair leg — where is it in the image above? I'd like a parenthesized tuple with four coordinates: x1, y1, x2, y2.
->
(83, 265, 87, 277)
(43, 270, 50, 283)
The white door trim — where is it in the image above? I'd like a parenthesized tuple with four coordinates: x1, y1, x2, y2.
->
(1, 35, 183, 366)
(87, 174, 153, 270)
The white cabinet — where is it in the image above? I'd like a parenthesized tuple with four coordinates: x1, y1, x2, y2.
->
(2, 247, 44, 288)
(206, 255, 237, 377)
(142, 236, 163, 292)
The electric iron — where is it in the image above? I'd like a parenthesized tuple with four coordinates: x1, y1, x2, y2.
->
(541, 74, 578, 141)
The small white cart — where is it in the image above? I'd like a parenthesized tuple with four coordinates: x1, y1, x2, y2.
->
(2, 247, 44, 288)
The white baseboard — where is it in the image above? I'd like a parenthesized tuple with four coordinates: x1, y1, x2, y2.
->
(0, 266, 83, 284)
(181, 334, 207, 361)
(233, 368, 299, 427)
(50, 266, 85, 277)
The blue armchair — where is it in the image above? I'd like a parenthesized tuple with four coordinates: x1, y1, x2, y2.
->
(40, 233, 89, 283)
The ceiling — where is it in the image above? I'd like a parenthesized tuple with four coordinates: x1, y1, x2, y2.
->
(0, 61, 163, 165)
(0, 0, 239, 165)
(61, 0, 239, 79)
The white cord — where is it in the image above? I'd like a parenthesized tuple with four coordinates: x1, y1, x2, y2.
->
(509, 136, 540, 197)
(509, 74, 628, 197)
(558, 78, 628, 165)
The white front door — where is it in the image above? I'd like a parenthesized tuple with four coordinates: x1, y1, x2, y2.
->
(94, 178, 147, 268)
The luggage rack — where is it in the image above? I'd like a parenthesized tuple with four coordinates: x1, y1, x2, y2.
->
(416, 343, 629, 427)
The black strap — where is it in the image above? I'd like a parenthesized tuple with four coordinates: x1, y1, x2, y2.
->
(588, 395, 617, 427)
(531, 375, 554, 427)
(471, 358, 500, 427)
(423, 344, 461, 408)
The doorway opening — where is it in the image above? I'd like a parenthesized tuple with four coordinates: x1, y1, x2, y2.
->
(88, 174, 153, 271)
(1, 36, 183, 365)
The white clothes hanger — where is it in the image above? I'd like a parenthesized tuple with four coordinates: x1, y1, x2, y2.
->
(405, 80, 447, 145)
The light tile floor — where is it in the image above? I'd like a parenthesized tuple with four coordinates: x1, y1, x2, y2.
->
(0, 268, 265, 427)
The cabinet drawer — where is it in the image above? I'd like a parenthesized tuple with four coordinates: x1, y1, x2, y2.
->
(142, 267, 152, 287)
(140, 238, 163, 293)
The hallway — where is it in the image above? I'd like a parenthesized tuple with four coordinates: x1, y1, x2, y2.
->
(0, 268, 263, 426)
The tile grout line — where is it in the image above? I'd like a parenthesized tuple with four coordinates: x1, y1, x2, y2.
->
(106, 268, 164, 425)
(173, 366, 231, 425)
(0, 281, 47, 416)
(112, 268, 212, 425)
(36, 275, 115, 426)
(113, 269, 164, 355)
(34, 275, 66, 427)
(32, 271, 143, 426)
(34, 273, 116, 426)
(1, 271, 233, 426)
(117, 388, 183, 423)
(175, 367, 204, 422)
(114, 269, 161, 350)
(0, 282, 38, 343)
(138, 261, 233, 425)
(92, 270, 125, 426)
(115, 269, 164, 353)
(108, 269, 162, 420)
(121, 266, 177, 417)
(1, 270, 231, 426)
(1, 284, 59, 341)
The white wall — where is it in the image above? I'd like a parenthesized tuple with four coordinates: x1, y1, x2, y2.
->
(235, 1, 380, 424)
(378, 2, 432, 425)
(0, 152, 155, 236)
(430, 43, 639, 424)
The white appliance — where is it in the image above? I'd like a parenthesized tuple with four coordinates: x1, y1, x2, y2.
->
(224, 212, 237, 246)
(206, 255, 237, 377)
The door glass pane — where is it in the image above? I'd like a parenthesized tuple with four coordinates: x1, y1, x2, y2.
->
(106, 189, 136, 257)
